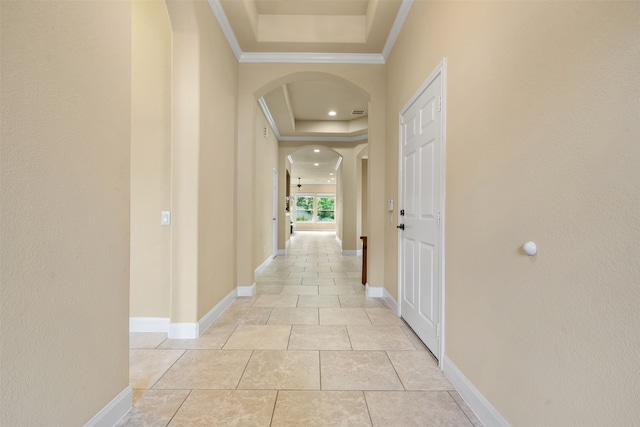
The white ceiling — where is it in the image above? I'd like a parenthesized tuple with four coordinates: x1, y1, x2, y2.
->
(289, 146, 341, 186)
(211, 0, 410, 185)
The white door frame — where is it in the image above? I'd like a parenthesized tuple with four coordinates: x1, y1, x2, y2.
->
(397, 58, 447, 365)
(272, 168, 278, 257)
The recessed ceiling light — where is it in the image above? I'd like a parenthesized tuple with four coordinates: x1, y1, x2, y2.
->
(329, 173, 333, 176)
(314, 163, 319, 166)
(327, 180, 331, 183)
(328, 111, 337, 116)
(314, 149, 320, 153)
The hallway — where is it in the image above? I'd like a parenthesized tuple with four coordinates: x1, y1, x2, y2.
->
(123, 232, 481, 426)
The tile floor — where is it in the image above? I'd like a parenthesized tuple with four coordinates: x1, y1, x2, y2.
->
(121, 231, 482, 426)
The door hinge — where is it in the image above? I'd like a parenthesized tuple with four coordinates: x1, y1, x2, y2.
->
(438, 96, 442, 112)
(437, 323, 441, 340)
(400, 209, 405, 217)
(437, 211, 441, 227)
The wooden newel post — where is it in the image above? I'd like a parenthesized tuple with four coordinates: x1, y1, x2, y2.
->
(360, 236, 367, 286)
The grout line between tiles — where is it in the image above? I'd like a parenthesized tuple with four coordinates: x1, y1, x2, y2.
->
(147, 349, 188, 390)
(448, 390, 478, 427)
(163, 389, 192, 427)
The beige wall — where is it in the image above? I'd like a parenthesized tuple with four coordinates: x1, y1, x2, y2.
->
(386, 2, 640, 425)
(253, 107, 279, 270)
(1, 1, 131, 425)
(237, 65, 385, 289)
(195, 0, 238, 319)
(165, 0, 238, 322)
(131, 0, 172, 318)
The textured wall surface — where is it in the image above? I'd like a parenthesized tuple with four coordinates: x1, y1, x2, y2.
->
(386, 2, 640, 425)
(194, 0, 238, 319)
(130, 0, 172, 318)
(0, 1, 131, 425)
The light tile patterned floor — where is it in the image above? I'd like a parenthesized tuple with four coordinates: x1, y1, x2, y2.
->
(120, 231, 482, 426)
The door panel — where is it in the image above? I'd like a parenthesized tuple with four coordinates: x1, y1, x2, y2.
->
(399, 71, 443, 358)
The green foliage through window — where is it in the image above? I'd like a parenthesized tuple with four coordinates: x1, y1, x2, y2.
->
(294, 194, 335, 223)
(317, 196, 335, 222)
(295, 195, 314, 222)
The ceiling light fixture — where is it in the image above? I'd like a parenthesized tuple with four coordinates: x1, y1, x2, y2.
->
(314, 163, 319, 166)
(329, 173, 333, 176)
(328, 111, 337, 116)
(314, 149, 320, 153)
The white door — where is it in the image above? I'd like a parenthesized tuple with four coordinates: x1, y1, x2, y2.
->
(399, 65, 444, 358)
(272, 169, 278, 257)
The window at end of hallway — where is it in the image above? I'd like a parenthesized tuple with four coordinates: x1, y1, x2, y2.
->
(317, 195, 335, 223)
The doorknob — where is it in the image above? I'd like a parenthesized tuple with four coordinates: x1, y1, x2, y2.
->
(397, 224, 405, 230)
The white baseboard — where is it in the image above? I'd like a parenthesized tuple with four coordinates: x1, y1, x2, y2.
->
(342, 249, 358, 256)
(237, 282, 256, 296)
(198, 287, 236, 334)
(382, 287, 399, 315)
(365, 283, 384, 298)
(335, 236, 342, 246)
(442, 356, 510, 427)
(277, 249, 286, 255)
(168, 287, 236, 339)
(357, 249, 363, 256)
(83, 385, 132, 427)
(168, 322, 198, 339)
(129, 317, 169, 333)
(255, 255, 274, 277)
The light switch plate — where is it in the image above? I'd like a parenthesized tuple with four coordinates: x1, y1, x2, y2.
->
(161, 211, 171, 226)
(387, 199, 394, 211)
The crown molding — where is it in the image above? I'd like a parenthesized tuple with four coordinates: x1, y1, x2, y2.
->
(207, 0, 242, 61)
(257, 97, 283, 139)
(208, 0, 412, 64)
(279, 134, 369, 143)
(382, 0, 414, 61)
(240, 52, 385, 64)
(259, 97, 368, 143)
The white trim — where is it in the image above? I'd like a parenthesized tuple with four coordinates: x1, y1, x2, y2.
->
(335, 156, 343, 170)
(442, 356, 511, 427)
(356, 249, 363, 256)
(168, 288, 236, 338)
(239, 52, 385, 64)
(382, 0, 414, 61)
(255, 255, 274, 277)
(237, 282, 256, 297)
(83, 386, 132, 427)
(279, 134, 368, 142)
(259, 96, 369, 143)
(207, 0, 411, 65)
(198, 288, 236, 333)
(258, 97, 281, 140)
(206, 0, 242, 61)
(365, 283, 384, 298)
(335, 236, 342, 246)
(277, 249, 286, 255)
(397, 58, 447, 364)
(440, 59, 448, 366)
(168, 322, 198, 339)
(342, 249, 358, 256)
(129, 317, 169, 333)
(383, 287, 399, 315)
